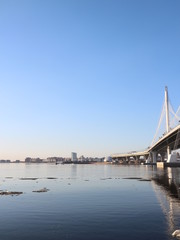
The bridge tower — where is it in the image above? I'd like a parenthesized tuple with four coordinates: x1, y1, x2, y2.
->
(165, 86, 170, 159)
(165, 86, 170, 133)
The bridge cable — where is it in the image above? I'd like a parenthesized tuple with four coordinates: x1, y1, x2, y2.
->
(151, 100, 166, 146)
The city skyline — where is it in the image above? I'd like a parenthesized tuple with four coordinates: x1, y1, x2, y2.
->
(0, 0, 180, 160)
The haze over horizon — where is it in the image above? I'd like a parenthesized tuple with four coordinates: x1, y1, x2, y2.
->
(0, 0, 180, 161)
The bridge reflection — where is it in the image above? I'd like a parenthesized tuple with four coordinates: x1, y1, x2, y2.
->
(153, 168, 180, 198)
(152, 168, 180, 236)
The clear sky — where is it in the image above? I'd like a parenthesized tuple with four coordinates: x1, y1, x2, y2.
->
(0, 0, 180, 160)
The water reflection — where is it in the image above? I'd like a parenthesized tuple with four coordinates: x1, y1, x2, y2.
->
(153, 168, 180, 199)
(71, 164, 78, 178)
(152, 167, 180, 237)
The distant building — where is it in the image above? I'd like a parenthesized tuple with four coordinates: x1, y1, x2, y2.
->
(78, 155, 86, 162)
(71, 152, 77, 162)
(46, 157, 64, 163)
(15, 160, 20, 163)
(25, 157, 43, 163)
(104, 156, 112, 162)
(0, 160, 11, 163)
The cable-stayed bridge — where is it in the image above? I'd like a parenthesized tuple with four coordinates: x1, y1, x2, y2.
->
(111, 87, 180, 164)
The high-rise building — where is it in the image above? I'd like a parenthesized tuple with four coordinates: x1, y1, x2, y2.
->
(71, 152, 77, 162)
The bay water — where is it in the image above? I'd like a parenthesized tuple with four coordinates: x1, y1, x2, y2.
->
(0, 163, 180, 240)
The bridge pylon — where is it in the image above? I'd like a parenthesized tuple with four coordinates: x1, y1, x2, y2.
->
(165, 86, 170, 160)
(165, 86, 170, 134)
(150, 86, 180, 163)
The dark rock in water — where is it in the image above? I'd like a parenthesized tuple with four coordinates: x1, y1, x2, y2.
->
(100, 177, 113, 180)
(139, 179, 151, 182)
(122, 177, 151, 181)
(32, 187, 49, 193)
(0, 191, 23, 196)
(20, 178, 38, 180)
(123, 177, 142, 180)
(46, 177, 57, 179)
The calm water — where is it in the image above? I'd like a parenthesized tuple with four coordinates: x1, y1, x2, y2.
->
(0, 163, 180, 240)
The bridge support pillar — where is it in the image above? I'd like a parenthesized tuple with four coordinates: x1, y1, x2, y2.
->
(135, 156, 140, 164)
(152, 151, 157, 163)
(144, 154, 150, 163)
(167, 146, 171, 161)
(160, 152, 166, 162)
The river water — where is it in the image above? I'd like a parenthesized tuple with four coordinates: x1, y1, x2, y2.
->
(0, 163, 180, 240)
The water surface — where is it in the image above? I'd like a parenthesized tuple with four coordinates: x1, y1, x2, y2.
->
(0, 163, 179, 240)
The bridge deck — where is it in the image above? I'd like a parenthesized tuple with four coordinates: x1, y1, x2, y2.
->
(111, 124, 180, 159)
(111, 150, 149, 159)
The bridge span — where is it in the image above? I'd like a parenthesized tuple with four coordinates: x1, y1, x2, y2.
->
(111, 87, 180, 164)
(111, 150, 149, 164)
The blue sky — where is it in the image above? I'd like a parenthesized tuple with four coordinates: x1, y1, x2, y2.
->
(0, 0, 180, 160)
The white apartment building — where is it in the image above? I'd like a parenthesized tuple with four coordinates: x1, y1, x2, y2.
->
(71, 152, 77, 162)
